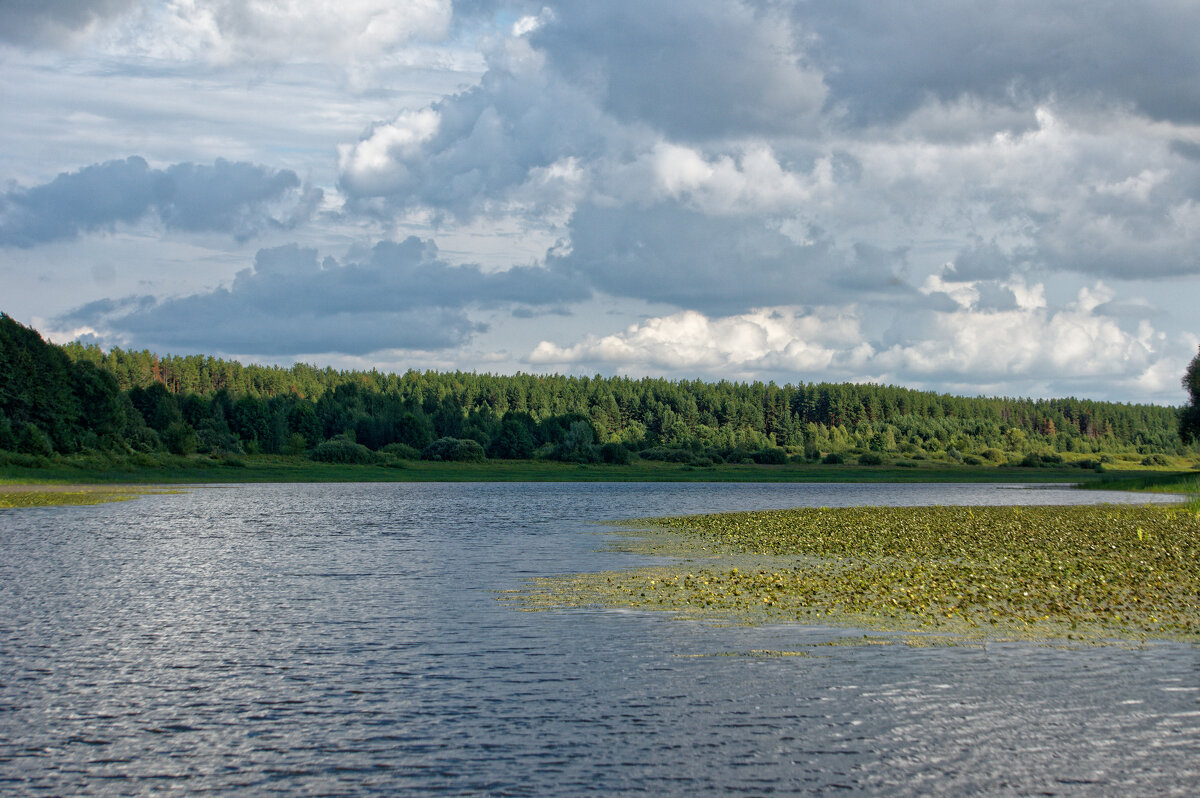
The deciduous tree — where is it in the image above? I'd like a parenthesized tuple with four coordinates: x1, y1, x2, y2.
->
(1181, 347, 1200, 444)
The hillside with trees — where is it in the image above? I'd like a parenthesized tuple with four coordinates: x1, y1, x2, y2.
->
(1, 313, 1194, 470)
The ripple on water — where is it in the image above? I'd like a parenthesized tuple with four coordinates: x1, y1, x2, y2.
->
(0, 482, 1196, 795)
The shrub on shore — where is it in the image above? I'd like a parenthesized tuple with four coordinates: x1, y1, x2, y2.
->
(421, 437, 487, 462)
(380, 442, 421, 460)
(310, 438, 378, 464)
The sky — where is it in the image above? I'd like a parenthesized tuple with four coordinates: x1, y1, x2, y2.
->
(1, 1, 1198, 405)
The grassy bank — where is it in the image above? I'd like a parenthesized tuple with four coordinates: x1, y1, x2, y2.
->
(511, 503, 1200, 644)
(0, 450, 1176, 485)
(1088, 471, 1200, 496)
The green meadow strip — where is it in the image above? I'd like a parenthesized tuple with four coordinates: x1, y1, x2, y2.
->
(0, 453, 1144, 484)
(508, 504, 1200, 644)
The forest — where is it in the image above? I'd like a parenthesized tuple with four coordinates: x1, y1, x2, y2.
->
(1, 313, 1196, 469)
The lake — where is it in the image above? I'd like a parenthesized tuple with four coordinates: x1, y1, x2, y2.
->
(1, 482, 1196, 795)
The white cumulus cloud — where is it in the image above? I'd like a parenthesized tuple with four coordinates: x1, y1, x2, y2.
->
(640, 142, 833, 216)
(103, 0, 452, 63)
(338, 108, 442, 197)
(528, 284, 1195, 402)
(530, 308, 875, 376)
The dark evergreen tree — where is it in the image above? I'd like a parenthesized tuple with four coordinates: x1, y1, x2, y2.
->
(487, 416, 535, 459)
(287, 401, 323, 446)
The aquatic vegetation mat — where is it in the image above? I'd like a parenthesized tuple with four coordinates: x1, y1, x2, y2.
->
(510, 505, 1200, 643)
(0, 486, 175, 509)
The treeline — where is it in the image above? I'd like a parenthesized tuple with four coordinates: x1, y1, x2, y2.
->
(0, 313, 1192, 467)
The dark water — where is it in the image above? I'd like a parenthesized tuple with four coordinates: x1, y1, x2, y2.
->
(1, 482, 1196, 796)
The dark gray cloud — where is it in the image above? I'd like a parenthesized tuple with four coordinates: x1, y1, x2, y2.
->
(338, 62, 619, 217)
(336, 0, 1200, 299)
(70, 295, 482, 356)
(1171, 140, 1200, 162)
(794, 0, 1200, 126)
(971, 283, 1021, 312)
(61, 238, 589, 355)
(935, 132, 1200, 281)
(0, 0, 138, 46)
(0, 156, 321, 246)
(440, 0, 1200, 154)
(529, 1, 824, 141)
(1028, 168, 1200, 279)
(548, 203, 917, 315)
(157, 160, 319, 235)
(339, 0, 822, 215)
(1033, 224, 1200, 280)
(449, 0, 539, 26)
(945, 242, 1029, 282)
(1092, 298, 1159, 320)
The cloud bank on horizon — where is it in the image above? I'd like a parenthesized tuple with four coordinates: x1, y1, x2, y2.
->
(1, 0, 1198, 403)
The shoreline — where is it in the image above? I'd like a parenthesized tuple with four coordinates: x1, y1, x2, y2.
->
(3, 459, 1193, 510)
(4, 453, 1196, 488)
(3, 469, 1192, 511)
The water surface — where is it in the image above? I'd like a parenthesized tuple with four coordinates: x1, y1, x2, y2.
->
(1, 483, 1196, 795)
